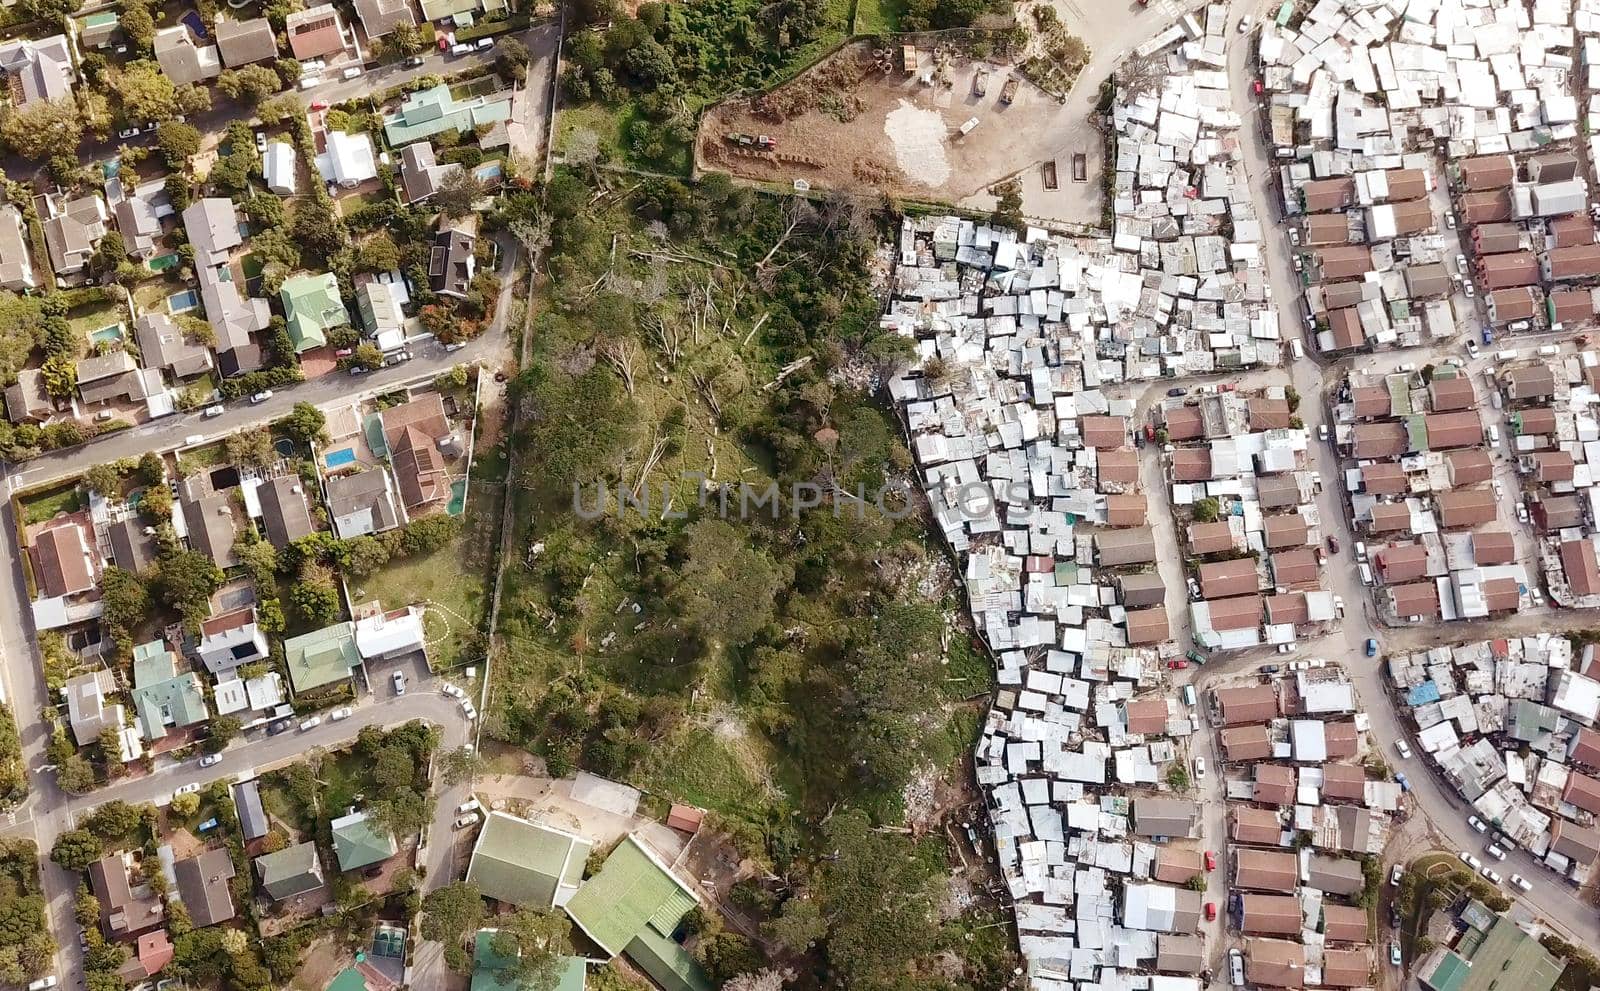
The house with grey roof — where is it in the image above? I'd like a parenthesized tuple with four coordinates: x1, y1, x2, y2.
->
(109, 177, 171, 260)
(65, 670, 123, 745)
(0, 204, 35, 291)
(173, 848, 236, 928)
(356, 279, 405, 342)
(326, 469, 400, 539)
(153, 24, 220, 86)
(353, 0, 416, 38)
(134, 313, 212, 379)
(178, 477, 240, 568)
(256, 475, 314, 547)
(429, 217, 477, 299)
(397, 142, 461, 205)
(214, 16, 278, 66)
(183, 198, 243, 267)
(5, 369, 51, 424)
(0, 35, 76, 108)
(183, 198, 271, 360)
(108, 518, 158, 573)
(77, 351, 151, 406)
(232, 779, 269, 840)
(41, 191, 108, 277)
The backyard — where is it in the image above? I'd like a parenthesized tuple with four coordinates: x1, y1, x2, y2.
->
(17, 482, 83, 527)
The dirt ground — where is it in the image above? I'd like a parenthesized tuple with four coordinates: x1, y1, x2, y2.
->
(698, 41, 1086, 202)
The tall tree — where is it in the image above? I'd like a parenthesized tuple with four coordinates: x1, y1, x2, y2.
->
(489, 910, 574, 991)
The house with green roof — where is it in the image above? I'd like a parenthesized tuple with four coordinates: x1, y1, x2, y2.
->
(382, 84, 513, 148)
(279, 272, 348, 353)
(284, 622, 362, 696)
(563, 835, 711, 991)
(255, 841, 326, 901)
(130, 639, 208, 741)
(466, 812, 590, 909)
(473, 930, 584, 991)
(331, 810, 398, 872)
(1418, 914, 1563, 991)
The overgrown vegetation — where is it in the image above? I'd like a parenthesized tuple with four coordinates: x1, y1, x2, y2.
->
(490, 165, 1009, 988)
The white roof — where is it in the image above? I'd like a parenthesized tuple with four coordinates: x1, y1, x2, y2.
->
(263, 141, 296, 195)
(213, 677, 249, 715)
(354, 606, 424, 659)
(316, 130, 377, 186)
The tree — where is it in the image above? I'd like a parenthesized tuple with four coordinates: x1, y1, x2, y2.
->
(489, 910, 573, 991)
(274, 58, 302, 88)
(1191, 497, 1220, 524)
(387, 24, 423, 56)
(366, 787, 434, 842)
(0, 99, 84, 160)
(119, 2, 156, 52)
(435, 169, 486, 220)
(356, 233, 401, 273)
(153, 551, 224, 630)
(371, 745, 415, 791)
(39, 352, 77, 401)
(174, 84, 212, 117)
(56, 756, 96, 794)
(438, 745, 484, 786)
(290, 561, 341, 627)
(50, 830, 103, 872)
(421, 882, 484, 971)
(83, 463, 122, 496)
(117, 61, 177, 123)
(216, 65, 282, 105)
(815, 811, 941, 988)
(155, 122, 202, 170)
(669, 520, 787, 649)
(138, 452, 165, 487)
(169, 792, 200, 818)
(204, 715, 242, 754)
(275, 402, 327, 447)
(100, 567, 150, 633)
(256, 93, 302, 126)
(92, 232, 127, 276)
(341, 535, 392, 578)
(293, 193, 349, 261)
(989, 178, 1024, 233)
(762, 897, 824, 952)
(496, 37, 530, 82)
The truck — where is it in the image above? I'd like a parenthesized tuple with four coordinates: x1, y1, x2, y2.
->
(957, 117, 980, 137)
(1000, 78, 1019, 104)
(973, 67, 989, 96)
(726, 132, 776, 151)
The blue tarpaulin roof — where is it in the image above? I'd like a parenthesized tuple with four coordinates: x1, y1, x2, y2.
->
(1407, 681, 1441, 706)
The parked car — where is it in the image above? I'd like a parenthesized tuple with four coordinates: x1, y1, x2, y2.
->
(198, 753, 222, 768)
(1390, 864, 1404, 886)
(1517, 502, 1530, 524)
(392, 671, 406, 695)
(204, 404, 225, 418)
(1464, 281, 1475, 298)
(1395, 739, 1412, 759)
(1458, 850, 1482, 870)
(1167, 387, 1187, 397)
(476, 37, 496, 49)
(1468, 815, 1489, 833)
(1365, 638, 1378, 657)
(1204, 902, 1217, 921)
(1252, 78, 1263, 95)
(266, 717, 292, 735)
(1465, 339, 1480, 358)
(1229, 949, 1245, 987)
(1259, 664, 1280, 674)
(1192, 756, 1206, 779)
(27, 976, 57, 990)
(458, 799, 482, 815)
(1510, 874, 1532, 893)
(1486, 843, 1506, 860)
(1389, 942, 1402, 967)
(173, 782, 202, 798)
(299, 716, 322, 732)
(341, 66, 362, 79)
(330, 706, 353, 721)
(442, 683, 465, 699)
(1205, 850, 1217, 871)
(1326, 535, 1340, 554)
(255, 131, 267, 152)
(1166, 659, 1187, 670)
(462, 701, 478, 720)
(250, 389, 273, 404)
(196, 818, 219, 833)
(118, 127, 140, 139)
(1479, 866, 1502, 885)
(1185, 650, 1207, 666)
(1395, 772, 1409, 792)
(405, 55, 426, 68)
(444, 342, 465, 353)
(453, 814, 479, 829)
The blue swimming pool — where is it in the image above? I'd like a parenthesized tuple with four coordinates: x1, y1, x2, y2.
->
(167, 290, 200, 314)
(90, 324, 122, 344)
(325, 448, 356, 468)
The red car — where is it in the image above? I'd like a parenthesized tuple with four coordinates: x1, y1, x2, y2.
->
(1144, 424, 1156, 442)
(1205, 851, 1217, 871)
(310, 101, 328, 111)
(1204, 902, 1217, 921)
(1167, 660, 1188, 670)
(1252, 79, 1264, 95)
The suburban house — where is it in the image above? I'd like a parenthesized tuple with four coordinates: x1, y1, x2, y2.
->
(354, 605, 427, 662)
(285, 4, 350, 60)
(356, 279, 406, 350)
(89, 852, 165, 940)
(284, 621, 363, 697)
(185, 197, 271, 365)
(134, 312, 213, 379)
(331, 811, 398, 872)
(254, 474, 315, 547)
(353, 0, 417, 37)
(419, 0, 507, 25)
(130, 639, 209, 742)
(4, 369, 50, 423)
(264, 140, 297, 195)
(397, 142, 462, 205)
(172, 848, 237, 928)
(316, 128, 379, 188)
(75, 11, 121, 50)
(153, 24, 220, 85)
(41, 191, 108, 277)
(212, 670, 284, 717)
(564, 835, 712, 991)
(474, 931, 586, 991)
(110, 176, 173, 260)
(379, 392, 458, 511)
(177, 476, 240, 568)
(116, 931, 175, 985)
(194, 606, 270, 675)
(233, 779, 269, 841)
(31, 520, 98, 600)
(77, 351, 155, 407)
(255, 841, 326, 901)
(430, 217, 478, 299)
(383, 83, 512, 147)
(326, 468, 401, 539)
(64, 670, 126, 747)
(466, 812, 591, 909)
(213, 16, 278, 66)
(280, 272, 349, 352)
(0, 35, 76, 108)
(0, 204, 36, 290)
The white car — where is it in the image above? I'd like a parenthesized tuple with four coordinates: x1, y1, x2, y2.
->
(118, 127, 139, 139)
(1390, 864, 1404, 886)
(26, 977, 57, 991)
(1517, 503, 1530, 524)
(250, 390, 272, 404)
(173, 782, 202, 798)
(255, 131, 267, 152)
(1464, 281, 1475, 298)
(453, 814, 479, 829)
(1446, 213, 1457, 230)
(1510, 874, 1532, 893)
(1468, 815, 1489, 833)
(1486, 843, 1507, 860)
(1479, 866, 1502, 885)
(329, 706, 353, 721)
(1456, 253, 1468, 272)
(198, 753, 222, 768)
(1238, 14, 1254, 32)
(1192, 756, 1206, 780)
(441, 683, 465, 700)
(299, 716, 322, 732)
(457, 799, 481, 815)
(341, 66, 362, 79)
(476, 37, 496, 49)
(462, 701, 478, 721)
(392, 671, 406, 695)
(1458, 850, 1482, 870)
(1229, 949, 1245, 987)
(1395, 739, 1412, 759)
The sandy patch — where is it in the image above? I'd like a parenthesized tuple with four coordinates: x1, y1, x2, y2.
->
(883, 100, 952, 187)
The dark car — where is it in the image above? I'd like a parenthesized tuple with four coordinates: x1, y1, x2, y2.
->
(405, 55, 426, 68)
(1167, 387, 1187, 397)
(1259, 664, 1280, 674)
(1326, 535, 1340, 554)
(266, 717, 293, 735)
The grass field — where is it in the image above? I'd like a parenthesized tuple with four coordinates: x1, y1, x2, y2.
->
(633, 723, 779, 821)
(66, 300, 129, 354)
(554, 102, 693, 177)
(851, 0, 905, 34)
(19, 483, 83, 526)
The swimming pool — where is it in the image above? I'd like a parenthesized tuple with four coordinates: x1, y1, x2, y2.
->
(325, 447, 356, 468)
(447, 478, 467, 515)
(90, 324, 122, 344)
(168, 290, 200, 314)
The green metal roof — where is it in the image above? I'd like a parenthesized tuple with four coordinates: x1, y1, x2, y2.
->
(130, 640, 208, 740)
(1453, 915, 1564, 991)
(564, 835, 699, 958)
(466, 812, 590, 909)
(255, 841, 324, 900)
(625, 929, 713, 991)
(383, 84, 513, 148)
(472, 931, 585, 991)
(1423, 950, 1471, 991)
(279, 272, 347, 352)
(331, 811, 398, 872)
(326, 968, 369, 991)
(284, 622, 360, 695)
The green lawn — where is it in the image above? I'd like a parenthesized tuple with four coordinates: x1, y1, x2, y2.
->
(19, 483, 83, 526)
(554, 102, 692, 177)
(633, 725, 778, 821)
(66, 301, 128, 354)
(852, 0, 905, 34)
(320, 750, 369, 815)
(258, 776, 313, 836)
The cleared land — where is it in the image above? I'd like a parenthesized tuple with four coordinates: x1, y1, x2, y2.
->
(698, 41, 1082, 202)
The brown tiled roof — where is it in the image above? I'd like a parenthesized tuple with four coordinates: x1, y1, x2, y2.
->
(1550, 214, 1595, 248)
(1388, 581, 1441, 618)
(1505, 365, 1557, 401)
(1080, 415, 1127, 450)
(1368, 503, 1412, 533)
(1424, 411, 1483, 449)
(1154, 847, 1204, 884)
(1562, 539, 1600, 596)
(1549, 243, 1600, 280)
(1513, 406, 1558, 435)
(1322, 948, 1372, 987)
(1221, 724, 1273, 761)
(1447, 449, 1493, 485)
(1208, 595, 1264, 631)
(1460, 155, 1515, 190)
(1246, 938, 1306, 988)
(1322, 763, 1366, 801)
(1471, 530, 1516, 565)
(1253, 764, 1296, 805)
(1189, 521, 1235, 554)
(1126, 607, 1169, 646)
(1172, 447, 1212, 482)
(1305, 214, 1353, 245)
(1264, 592, 1309, 625)
(1572, 727, 1600, 769)
(1164, 405, 1205, 440)
(1125, 697, 1168, 735)
(1382, 168, 1428, 200)
(1105, 494, 1148, 527)
(1249, 398, 1291, 430)
(1322, 904, 1369, 944)
(1384, 197, 1434, 235)
(1360, 462, 1407, 495)
(1302, 177, 1355, 212)
(1550, 818, 1600, 864)
(1428, 377, 1476, 412)
(1375, 542, 1428, 583)
(1098, 448, 1140, 484)
(1474, 222, 1523, 254)
(1326, 308, 1365, 350)
(1233, 807, 1284, 845)
(1257, 475, 1302, 509)
(1482, 577, 1521, 612)
(1235, 849, 1297, 890)
(1462, 190, 1513, 224)
(1565, 771, 1600, 814)
(1200, 558, 1259, 598)
(1318, 246, 1374, 280)
(1270, 548, 1319, 588)
(1217, 685, 1278, 725)
(1488, 287, 1538, 323)
(1351, 386, 1390, 419)
(1352, 422, 1408, 457)
(1534, 450, 1576, 482)
(1478, 251, 1539, 289)
(1437, 488, 1498, 528)
(1550, 288, 1596, 325)
(1263, 512, 1308, 549)
(1534, 496, 1583, 532)
(1241, 899, 1302, 937)
(1324, 721, 1359, 758)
